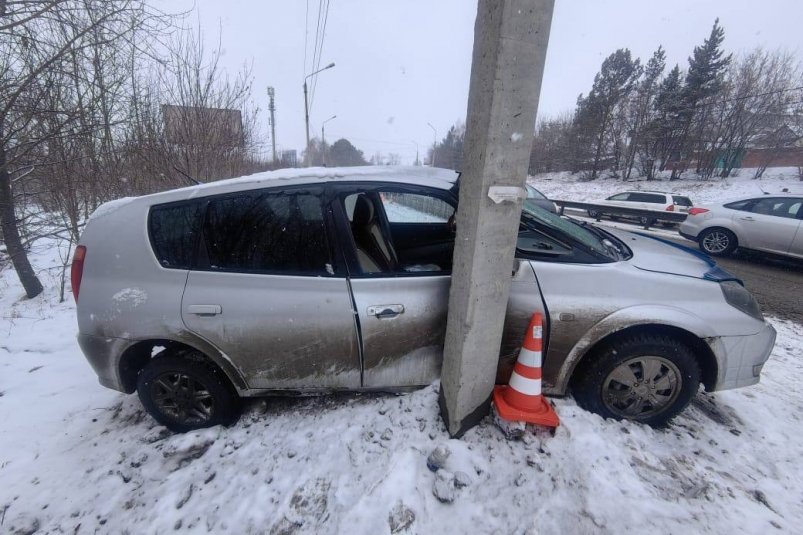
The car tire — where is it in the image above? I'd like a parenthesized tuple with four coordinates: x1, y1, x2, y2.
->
(137, 354, 241, 432)
(698, 227, 737, 257)
(588, 209, 601, 219)
(639, 215, 655, 227)
(572, 334, 700, 427)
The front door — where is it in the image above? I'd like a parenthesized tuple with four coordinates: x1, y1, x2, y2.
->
(334, 186, 456, 387)
(181, 187, 360, 389)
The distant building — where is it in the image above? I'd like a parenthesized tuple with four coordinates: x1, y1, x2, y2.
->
(280, 150, 298, 167)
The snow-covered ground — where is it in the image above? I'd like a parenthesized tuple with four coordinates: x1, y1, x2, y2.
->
(2, 168, 803, 534)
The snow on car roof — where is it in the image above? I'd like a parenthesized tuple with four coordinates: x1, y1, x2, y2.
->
(167, 165, 458, 199)
(89, 166, 460, 222)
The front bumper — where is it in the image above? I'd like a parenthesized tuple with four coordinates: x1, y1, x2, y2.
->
(707, 321, 777, 391)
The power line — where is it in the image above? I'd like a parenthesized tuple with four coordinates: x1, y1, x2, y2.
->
(303, 0, 309, 74)
(309, 0, 324, 76)
(310, 0, 331, 111)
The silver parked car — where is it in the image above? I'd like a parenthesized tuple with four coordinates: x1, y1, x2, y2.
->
(679, 193, 803, 259)
(73, 167, 776, 432)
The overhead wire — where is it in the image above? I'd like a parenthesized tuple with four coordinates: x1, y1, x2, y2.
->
(303, 0, 309, 75)
(309, 0, 331, 111)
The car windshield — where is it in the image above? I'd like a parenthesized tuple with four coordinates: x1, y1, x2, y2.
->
(521, 198, 616, 259)
(526, 184, 547, 200)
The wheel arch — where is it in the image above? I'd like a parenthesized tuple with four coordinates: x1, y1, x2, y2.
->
(118, 338, 247, 394)
(552, 308, 719, 396)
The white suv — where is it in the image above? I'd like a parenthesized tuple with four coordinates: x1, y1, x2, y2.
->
(589, 191, 694, 226)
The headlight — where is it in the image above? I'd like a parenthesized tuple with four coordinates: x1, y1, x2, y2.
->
(720, 280, 763, 320)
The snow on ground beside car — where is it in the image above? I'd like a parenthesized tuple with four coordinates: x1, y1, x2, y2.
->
(530, 167, 803, 206)
(1, 239, 803, 534)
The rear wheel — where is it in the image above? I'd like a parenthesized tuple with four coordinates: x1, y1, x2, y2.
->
(639, 215, 655, 227)
(699, 228, 737, 257)
(137, 355, 241, 432)
(572, 334, 700, 427)
(588, 209, 601, 219)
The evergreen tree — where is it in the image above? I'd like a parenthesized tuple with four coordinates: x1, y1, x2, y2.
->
(623, 46, 665, 179)
(676, 19, 732, 177)
(431, 124, 465, 170)
(576, 49, 641, 179)
(328, 138, 367, 167)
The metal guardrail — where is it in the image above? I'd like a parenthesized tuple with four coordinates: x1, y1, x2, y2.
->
(551, 200, 688, 230)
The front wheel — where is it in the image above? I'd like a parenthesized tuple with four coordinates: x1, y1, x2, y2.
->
(699, 228, 737, 257)
(572, 334, 701, 427)
(137, 355, 241, 432)
(588, 209, 601, 219)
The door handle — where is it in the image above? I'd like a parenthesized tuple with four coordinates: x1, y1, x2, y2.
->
(739, 216, 755, 221)
(187, 304, 222, 316)
(367, 304, 404, 318)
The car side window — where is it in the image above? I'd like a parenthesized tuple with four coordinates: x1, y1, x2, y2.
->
(608, 193, 630, 201)
(202, 190, 332, 275)
(629, 193, 664, 203)
(724, 199, 754, 211)
(341, 189, 455, 275)
(149, 201, 204, 269)
(749, 198, 801, 220)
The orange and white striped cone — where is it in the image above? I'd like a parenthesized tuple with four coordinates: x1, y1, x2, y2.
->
(492, 312, 559, 428)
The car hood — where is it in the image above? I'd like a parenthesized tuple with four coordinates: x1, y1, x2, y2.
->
(604, 228, 741, 282)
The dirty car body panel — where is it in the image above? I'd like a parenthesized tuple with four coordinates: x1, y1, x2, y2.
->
(75, 166, 775, 406)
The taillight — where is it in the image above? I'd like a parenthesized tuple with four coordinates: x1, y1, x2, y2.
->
(666, 204, 675, 211)
(688, 207, 709, 216)
(71, 245, 87, 301)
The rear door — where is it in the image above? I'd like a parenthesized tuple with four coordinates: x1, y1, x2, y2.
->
(181, 187, 360, 389)
(733, 197, 802, 254)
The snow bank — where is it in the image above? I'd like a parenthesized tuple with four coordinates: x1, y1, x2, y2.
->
(531, 167, 803, 205)
(1, 237, 802, 534)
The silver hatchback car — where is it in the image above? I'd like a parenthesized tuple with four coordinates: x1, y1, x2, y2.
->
(679, 193, 803, 259)
(73, 167, 776, 431)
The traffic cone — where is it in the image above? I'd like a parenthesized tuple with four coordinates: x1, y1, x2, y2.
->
(492, 312, 559, 428)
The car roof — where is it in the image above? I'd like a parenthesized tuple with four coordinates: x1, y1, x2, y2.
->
(139, 166, 459, 205)
(718, 192, 803, 203)
(619, 190, 671, 195)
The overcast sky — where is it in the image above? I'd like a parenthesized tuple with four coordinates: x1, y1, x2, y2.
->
(165, 0, 803, 164)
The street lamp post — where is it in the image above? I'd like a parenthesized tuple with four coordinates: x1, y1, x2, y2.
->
(304, 62, 335, 167)
(427, 122, 437, 167)
(321, 115, 337, 166)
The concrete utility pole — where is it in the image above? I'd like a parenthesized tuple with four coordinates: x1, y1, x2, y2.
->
(439, 0, 555, 437)
(267, 87, 277, 164)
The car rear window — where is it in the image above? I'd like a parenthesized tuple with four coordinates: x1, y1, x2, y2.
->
(149, 201, 204, 269)
(672, 196, 692, 206)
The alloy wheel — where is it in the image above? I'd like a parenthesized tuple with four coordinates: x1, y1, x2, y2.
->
(601, 356, 681, 419)
(702, 231, 730, 253)
(149, 372, 215, 425)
